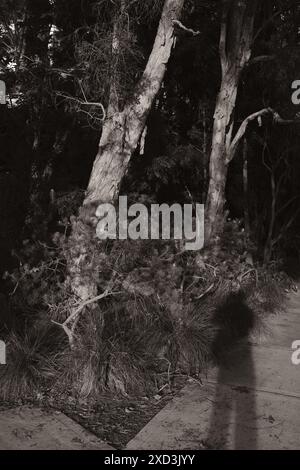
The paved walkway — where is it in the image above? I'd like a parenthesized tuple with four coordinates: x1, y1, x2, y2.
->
(0, 407, 113, 450)
(127, 288, 300, 450)
(1, 288, 299, 450)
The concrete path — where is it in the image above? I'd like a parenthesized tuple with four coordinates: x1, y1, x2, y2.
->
(127, 289, 300, 450)
(0, 407, 113, 450)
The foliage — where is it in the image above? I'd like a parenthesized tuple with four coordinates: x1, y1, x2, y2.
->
(1, 211, 291, 400)
(0, 0, 299, 406)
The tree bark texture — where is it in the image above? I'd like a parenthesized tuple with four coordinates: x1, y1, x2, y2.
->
(67, 0, 185, 310)
(84, 0, 185, 205)
(205, 0, 258, 243)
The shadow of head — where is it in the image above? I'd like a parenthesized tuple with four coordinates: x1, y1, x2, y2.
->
(211, 290, 255, 363)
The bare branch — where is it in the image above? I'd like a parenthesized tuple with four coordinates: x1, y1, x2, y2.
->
(272, 111, 296, 125)
(228, 108, 272, 163)
(196, 283, 215, 300)
(276, 195, 300, 217)
(253, 11, 281, 43)
(56, 92, 106, 122)
(52, 290, 121, 348)
(172, 20, 200, 36)
(65, 291, 113, 325)
(271, 208, 300, 248)
(247, 55, 276, 66)
(228, 108, 300, 164)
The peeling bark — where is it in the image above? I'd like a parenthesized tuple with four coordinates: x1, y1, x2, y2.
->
(205, 0, 258, 243)
(67, 0, 185, 315)
(205, 66, 241, 240)
(84, 0, 185, 205)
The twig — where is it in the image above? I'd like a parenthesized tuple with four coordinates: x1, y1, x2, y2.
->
(204, 263, 218, 277)
(196, 283, 215, 300)
(253, 11, 281, 43)
(238, 268, 256, 283)
(56, 92, 106, 121)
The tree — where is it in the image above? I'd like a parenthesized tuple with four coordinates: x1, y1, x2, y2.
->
(65, 0, 186, 306)
(205, 0, 258, 242)
(84, 0, 185, 205)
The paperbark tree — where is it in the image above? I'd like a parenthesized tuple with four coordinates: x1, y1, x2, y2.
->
(205, 0, 258, 242)
(84, 0, 185, 205)
(66, 0, 185, 312)
(206, 101, 300, 246)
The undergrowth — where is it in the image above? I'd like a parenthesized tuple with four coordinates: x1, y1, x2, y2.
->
(0, 212, 292, 402)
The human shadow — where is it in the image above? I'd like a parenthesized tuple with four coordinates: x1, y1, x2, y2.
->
(206, 291, 257, 450)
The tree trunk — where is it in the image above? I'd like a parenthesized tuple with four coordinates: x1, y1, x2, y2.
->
(205, 66, 241, 240)
(205, 0, 258, 243)
(84, 0, 185, 205)
(243, 137, 250, 237)
(65, 0, 185, 318)
(85, 112, 129, 204)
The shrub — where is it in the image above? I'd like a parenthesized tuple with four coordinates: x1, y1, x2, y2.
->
(2, 216, 289, 400)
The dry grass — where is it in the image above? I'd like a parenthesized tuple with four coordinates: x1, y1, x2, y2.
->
(51, 295, 217, 399)
(0, 323, 66, 400)
(0, 250, 289, 401)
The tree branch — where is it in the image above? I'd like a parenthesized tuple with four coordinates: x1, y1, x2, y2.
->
(253, 11, 281, 43)
(56, 92, 106, 122)
(52, 290, 121, 348)
(247, 54, 276, 66)
(227, 108, 300, 164)
(172, 20, 200, 36)
(227, 108, 272, 163)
